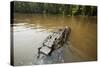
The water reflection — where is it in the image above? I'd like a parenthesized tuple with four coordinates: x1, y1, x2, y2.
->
(13, 22, 52, 65)
(13, 13, 97, 66)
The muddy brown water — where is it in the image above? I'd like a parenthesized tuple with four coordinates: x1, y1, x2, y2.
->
(12, 13, 97, 66)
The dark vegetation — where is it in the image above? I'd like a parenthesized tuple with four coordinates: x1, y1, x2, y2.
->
(13, 1, 97, 16)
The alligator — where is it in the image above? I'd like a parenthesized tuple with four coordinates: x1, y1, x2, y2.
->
(37, 26, 71, 58)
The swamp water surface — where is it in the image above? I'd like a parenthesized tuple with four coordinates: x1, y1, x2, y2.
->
(12, 13, 97, 66)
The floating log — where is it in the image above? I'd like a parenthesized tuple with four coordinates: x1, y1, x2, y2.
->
(37, 26, 71, 58)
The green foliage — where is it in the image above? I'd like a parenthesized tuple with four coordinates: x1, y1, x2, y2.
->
(12, 1, 97, 16)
